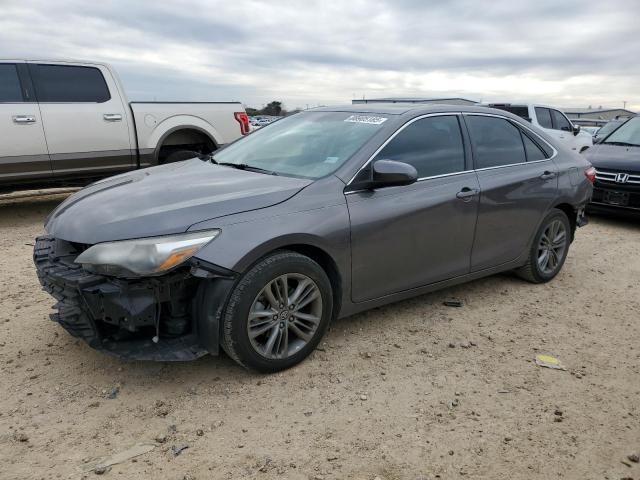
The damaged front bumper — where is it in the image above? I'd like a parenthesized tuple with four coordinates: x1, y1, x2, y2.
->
(33, 235, 235, 361)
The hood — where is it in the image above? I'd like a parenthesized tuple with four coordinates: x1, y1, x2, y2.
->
(46, 159, 312, 244)
(585, 143, 640, 173)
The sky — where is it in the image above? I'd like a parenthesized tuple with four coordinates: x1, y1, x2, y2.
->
(0, 0, 638, 111)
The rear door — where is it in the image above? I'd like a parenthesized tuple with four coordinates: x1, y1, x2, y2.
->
(464, 114, 558, 271)
(347, 114, 480, 302)
(28, 62, 134, 176)
(0, 62, 51, 186)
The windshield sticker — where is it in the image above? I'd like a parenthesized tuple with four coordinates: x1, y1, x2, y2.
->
(324, 156, 340, 164)
(344, 115, 388, 125)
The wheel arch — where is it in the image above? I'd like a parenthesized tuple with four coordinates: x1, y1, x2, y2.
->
(146, 116, 224, 165)
(154, 126, 218, 163)
(551, 202, 577, 240)
(229, 236, 345, 321)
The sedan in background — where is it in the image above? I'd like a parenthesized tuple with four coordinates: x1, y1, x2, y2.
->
(35, 105, 593, 372)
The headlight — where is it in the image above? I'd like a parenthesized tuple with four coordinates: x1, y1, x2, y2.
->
(75, 229, 220, 277)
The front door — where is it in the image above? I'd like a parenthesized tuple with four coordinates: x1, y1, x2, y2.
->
(535, 106, 577, 151)
(28, 62, 134, 176)
(463, 114, 559, 271)
(0, 63, 51, 186)
(347, 114, 479, 302)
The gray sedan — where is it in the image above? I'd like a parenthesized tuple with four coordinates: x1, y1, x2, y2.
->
(35, 104, 594, 371)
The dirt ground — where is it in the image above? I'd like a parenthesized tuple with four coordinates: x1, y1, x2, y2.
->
(0, 192, 639, 480)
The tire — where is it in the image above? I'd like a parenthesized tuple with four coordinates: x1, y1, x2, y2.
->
(517, 208, 571, 283)
(221, 251, 333, 372)
(162, 149, 201, 164)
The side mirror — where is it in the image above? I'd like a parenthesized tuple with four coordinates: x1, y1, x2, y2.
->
(347, 159, 418, 192)
(572, 124, 581, 136)
(370, 159, 418, 189)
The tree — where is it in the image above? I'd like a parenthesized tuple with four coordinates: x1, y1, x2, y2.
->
(262, 101, 283, 116)
(245, 101, 287, 117)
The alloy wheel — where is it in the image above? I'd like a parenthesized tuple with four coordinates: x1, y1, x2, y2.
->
(247, 273, 323, 359)
(537, 219, 567, 275)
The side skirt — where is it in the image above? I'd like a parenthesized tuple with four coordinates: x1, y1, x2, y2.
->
(338, 254, 527, 319)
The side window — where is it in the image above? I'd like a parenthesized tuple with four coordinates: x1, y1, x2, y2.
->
(30, 64, 111, 103)
(535, 107, 553, 129)
(522, 132, 548, 161)
(466, 116, 526, 169)
(0, 64, 24, 102)
(374, 115, 465, 178)
(551, 110, 572, 132)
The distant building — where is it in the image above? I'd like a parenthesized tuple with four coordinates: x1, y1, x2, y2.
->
(352, 97, 478, 106)
(563, 107, 636, 122)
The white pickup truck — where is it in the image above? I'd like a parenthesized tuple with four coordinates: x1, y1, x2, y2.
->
(486, 103, 593, 153)
(0, 60, 250, 191)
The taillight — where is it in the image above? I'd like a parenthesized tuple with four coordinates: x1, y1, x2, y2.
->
(234, 112, 250, 135)
(584, 166, 596, 184)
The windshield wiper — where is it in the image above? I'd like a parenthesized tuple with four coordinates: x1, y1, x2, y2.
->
(214, 161, 279, 176)
(603, 141, 640, 147)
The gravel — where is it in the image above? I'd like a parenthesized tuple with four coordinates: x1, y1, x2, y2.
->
(1, 193, 639, 479)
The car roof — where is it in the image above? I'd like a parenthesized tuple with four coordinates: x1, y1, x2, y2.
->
(0, 58, 108, 67)
(310, 103, 515, 116)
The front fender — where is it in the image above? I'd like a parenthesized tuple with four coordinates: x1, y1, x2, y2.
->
(192, 203, 351, 274)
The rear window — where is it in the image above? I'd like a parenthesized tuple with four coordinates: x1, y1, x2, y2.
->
(466, 115, 527, 168)
(522, 133, 548, 161)
(489, 105, 530, 121)
(30, 64, 111, 103)
(0, 64, 23, 102)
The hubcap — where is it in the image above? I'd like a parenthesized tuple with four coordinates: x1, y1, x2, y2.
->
(247, 274, 322, 359)
(537, 219, 567, 275)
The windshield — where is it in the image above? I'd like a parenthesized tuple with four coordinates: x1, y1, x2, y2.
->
(596, 120, 623, 139)
(212, 111, 388, 179)
(603, 117, 640, 146)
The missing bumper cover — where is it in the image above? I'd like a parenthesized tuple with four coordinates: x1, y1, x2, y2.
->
(34, 235, 235, 361)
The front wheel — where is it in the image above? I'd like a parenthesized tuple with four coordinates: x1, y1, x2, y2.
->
(517, 209, 571, 283)
(221, 251, 333, 372)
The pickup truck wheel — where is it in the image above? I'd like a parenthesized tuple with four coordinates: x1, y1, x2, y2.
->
(517, 209, 571, 283)
(162, 149, 201, 164)
(221, 251, 333, 372)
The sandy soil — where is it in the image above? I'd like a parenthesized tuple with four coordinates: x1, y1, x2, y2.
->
(0, 192, 639, 480)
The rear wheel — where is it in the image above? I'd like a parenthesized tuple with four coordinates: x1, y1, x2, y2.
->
(517, 209, 571, 283)
(221, 251, 333, 372)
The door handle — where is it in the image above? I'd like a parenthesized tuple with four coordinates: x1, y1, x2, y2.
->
(539, 171, 557, 180)
(12, 115, 36, 124)
(103, 113, 122, 122)
(456, 187, 479, 200)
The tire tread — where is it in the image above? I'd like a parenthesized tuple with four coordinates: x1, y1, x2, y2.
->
(221, 250, 330, 371)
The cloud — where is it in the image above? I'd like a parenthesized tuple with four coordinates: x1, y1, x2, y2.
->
(0, 0, 638, 110)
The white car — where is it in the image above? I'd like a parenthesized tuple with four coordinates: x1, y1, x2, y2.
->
(0, 59, 250, 191)
(487, 103, 593, 153)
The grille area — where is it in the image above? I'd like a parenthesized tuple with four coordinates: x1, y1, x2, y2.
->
(592, 169, 640, 210)
(594, 169, 640, 185)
